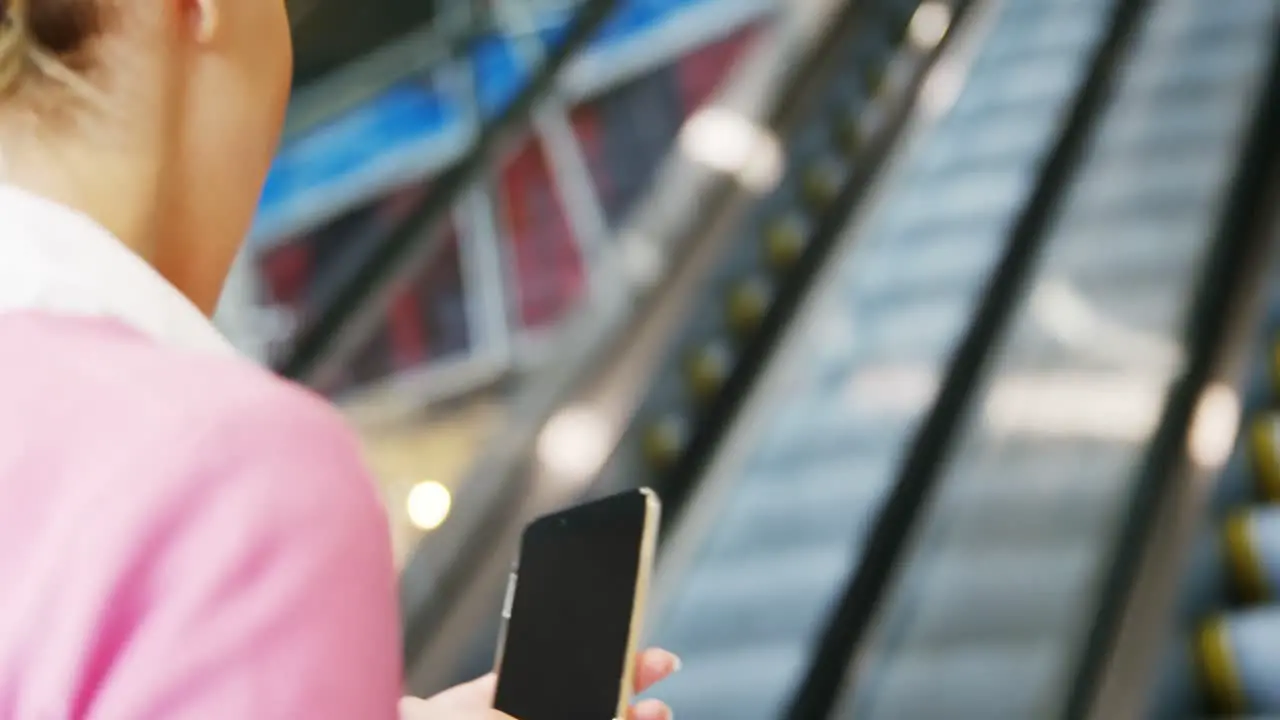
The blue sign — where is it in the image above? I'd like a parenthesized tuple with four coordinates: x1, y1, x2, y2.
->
(251, 0, 774, 248)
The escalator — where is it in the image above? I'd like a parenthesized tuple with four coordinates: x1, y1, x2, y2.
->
(805, 0, 1280, 718)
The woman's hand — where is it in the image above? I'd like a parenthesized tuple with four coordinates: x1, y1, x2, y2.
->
(399, 648, 682, 720)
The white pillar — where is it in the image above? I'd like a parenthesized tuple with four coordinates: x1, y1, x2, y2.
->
(214, 245, 291, 363)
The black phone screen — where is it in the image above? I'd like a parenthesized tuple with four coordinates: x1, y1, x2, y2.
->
(494, 490, 651, 720)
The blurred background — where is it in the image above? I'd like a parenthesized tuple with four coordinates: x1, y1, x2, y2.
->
(213, 0, 1280, 716)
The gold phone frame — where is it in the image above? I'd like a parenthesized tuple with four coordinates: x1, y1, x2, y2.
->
(492, 487, 663, 720)
(616, 487, 662, 718)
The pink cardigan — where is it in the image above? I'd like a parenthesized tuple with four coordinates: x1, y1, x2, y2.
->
(0, 188, 401, 717)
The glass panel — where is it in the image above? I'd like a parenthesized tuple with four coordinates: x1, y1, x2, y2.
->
(494, 25, 762, 332)
(257, 185, 469, 394)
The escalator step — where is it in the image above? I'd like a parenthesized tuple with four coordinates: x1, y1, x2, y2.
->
(801, 157, 851, 215)
(833, 106, 866, 160)
(1251, 417, 1280, 501)
(1223, 509, 1280, 604)
(1269, 341, 1280, 406)
(659, 544, 856, 655)
(763, 213, 811, 272)
(1176, 527, 1231, 627)
(850, 226, 1005, 308)
(838, 290, 979, 364)
(642, 414, 692, 471)
(947, 50, 1092, 124)
(1197, 610, 1280, 716)
(1216, 416, 1280, 512)
(919, 442, 1132, 550)
(725, 275, 776, 338)
(845, 641, 1063, 719)
(882, 543, 1097, 649)
(857, 37, 894, 99)
(684, 338, 737, 404)
(750, 393, 915, 472)
(912, 103, 1060, 181)
(699, 461, 893, 561)
(1147, 631, 1205, 720)
(640, 643, 810, 719)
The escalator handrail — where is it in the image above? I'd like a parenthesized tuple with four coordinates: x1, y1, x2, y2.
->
(782, 0, 1154, 716)
(1061, 22, 1280, 720)
(276, 0, 623, 386)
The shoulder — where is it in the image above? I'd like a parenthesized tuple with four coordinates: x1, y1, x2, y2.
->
(0, 322, 401, 719)
(131, 336, 385, 534)
(0, 313, 384, 533)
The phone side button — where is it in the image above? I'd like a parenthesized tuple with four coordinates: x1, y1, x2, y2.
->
(502, 572, 517, 619)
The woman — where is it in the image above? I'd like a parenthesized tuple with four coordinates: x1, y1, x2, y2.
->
(0, 0, 679, 717)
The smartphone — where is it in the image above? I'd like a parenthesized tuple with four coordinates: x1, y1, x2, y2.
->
(493, 488, 661, 720)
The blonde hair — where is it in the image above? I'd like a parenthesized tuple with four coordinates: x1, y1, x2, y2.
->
(0, 0, 104, 100)
(0, 0, 31, 93)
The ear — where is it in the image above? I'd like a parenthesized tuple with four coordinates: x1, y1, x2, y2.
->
(187, 0, 219, 44)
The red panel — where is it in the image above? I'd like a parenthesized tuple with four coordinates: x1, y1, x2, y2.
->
(572, 105, 610, 210)
(675, 26, 760, 111)
(495, 110, 600, 332)
(420, 232, 467, 358)
(376, 185, 433, 368)
(258, 240, 313, 308)
(498, 136, 542, 328)
(387, 281, 427, 369)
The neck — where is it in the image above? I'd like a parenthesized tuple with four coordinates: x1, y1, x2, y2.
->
(1, 133, 161, 262)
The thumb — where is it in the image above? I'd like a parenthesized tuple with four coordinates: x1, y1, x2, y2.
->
(399, 674, 513, 720)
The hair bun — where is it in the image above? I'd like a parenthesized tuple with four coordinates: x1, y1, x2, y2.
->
(0, 0, 100, 95)
(28, 0, 99, 56)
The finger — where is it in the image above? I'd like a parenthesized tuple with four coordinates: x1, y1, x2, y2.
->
(398, 697, 510, 720)
(423, 673, 498, 709)
(628, 699, 672, 720)
(398, 696, 430, 719)
(633, 649, 682, 693)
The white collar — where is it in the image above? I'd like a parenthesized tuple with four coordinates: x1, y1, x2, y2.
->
(0, 184, 237, 355)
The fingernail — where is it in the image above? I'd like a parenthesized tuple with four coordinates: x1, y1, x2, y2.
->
(670, 654, 683, 673)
